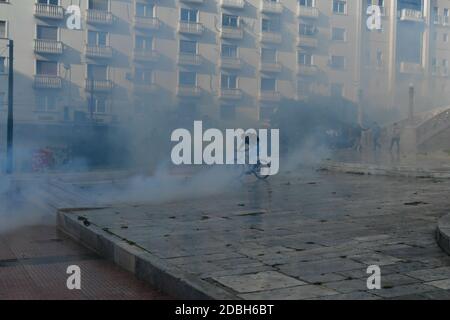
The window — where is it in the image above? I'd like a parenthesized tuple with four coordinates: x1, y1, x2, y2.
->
(299, 23, 316, 36)
(179, 40, 197, 54)
(87, 64, 108, 80)
(36, 95, 57, 112)
(262, 18, 280, 32)
(221, 44, 238, 58)
(261, 48, 277, 63)
(135, 68, 152, 84)
(444, 33, 449, 43)
(180, 8, 198, 22)
(376, 49, 383, 66)
(38, 0, 59, 5)
(298, 52, 313, 65)
(88, 0, 108, 11)
(330, 55, 345, 69)
(220, 105, 236, 120)
(299, 0, 315, 7)
(261, 78, 276, 91)
(333, 0, 347, 14)
(297, 80, 311, 96)
(179, 71, 196, 86)
(88, 31, 108, 46)
(222, 14, 239, 27)
(36, 60, 58, 75)
(0, 92, 5, 109)
(93, 96, 107, 113)
(0, 21, 6, 38)
(135, 35, 153, 50)
(331, 27, 346, 41)
(221, 74, 237, 89)
(37, 25, 58, 40)
(0, 57, 5, 73)
(136, 3, 154, 17)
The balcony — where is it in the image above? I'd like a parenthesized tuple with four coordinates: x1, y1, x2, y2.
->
(297, 6, 319, 18)
(297, 36, 318, 48)
(219, 88, 242, 100)
(133, 16, 160, 30)
(399, 62, 423, 75)
(297, 64, 319, 76)
(177, 53, 203, 66)
(260, 32, 282, 44)
(34, 75, 62, 89)
(398, 9, 424, 23)
(85, 79, 113, 92)
(178, 21, 204, 35)
(220, 57, 242, 70)
(220, 26, 244, 40)
(85, 45, 113, 59)
(177, 85, 201, 97)
(34, 39, 63, 55)
(34, 4, 64, 19)
(260, 61, 282, 73)
(259, 90, 281, 102)
(432, 66, 449, 77)
(133, 48, 159, 62)
(86, 9, 113, 25)
(220, 0, 245, 9)
(260, 1, 283, 14)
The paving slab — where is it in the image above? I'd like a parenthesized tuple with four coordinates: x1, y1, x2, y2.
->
(57, 170, 450, 299)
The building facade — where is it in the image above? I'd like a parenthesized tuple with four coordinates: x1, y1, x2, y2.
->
(0, 0, 450, 126)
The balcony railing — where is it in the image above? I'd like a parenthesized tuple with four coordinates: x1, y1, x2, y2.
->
(297, 6, 319, 18)
(85, 79, 113, 92)
(431, 66, 449, 77)
(34, 75, 62, 89)
(260, 61, 282, 73)
(259, 90, 281, 102)
(177, 85, 201, 97)
(219, 88, 242, 100)
(220, 0, 245, 9)
(178, 21, 204, 35)
(260, 0, 283, 14)
(133, 48, 159, 62)
(85, 45, 113, 59)
(133, 16, 160, 30)
(297, 64, 319, 76)
(398, 8, 424, 22)
(220, 57, 242, 70)
(86, 9, 114, 25)
(220, 26, 244, 39)
(34, 39, 64, 54)
(34, 4, 64, 19)
(260, 31, 282, 44)
(177, 53, 203, 66)
(399, 62, 423, 75)
(297, 36, 318, 48)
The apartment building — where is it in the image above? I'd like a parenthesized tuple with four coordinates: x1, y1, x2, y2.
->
(0, 0, 450, 126)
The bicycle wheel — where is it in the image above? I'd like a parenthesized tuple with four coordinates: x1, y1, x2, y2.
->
(253, 160, 271, 180)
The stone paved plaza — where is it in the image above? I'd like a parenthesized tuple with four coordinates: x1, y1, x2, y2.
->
(62, 169, 450, 299)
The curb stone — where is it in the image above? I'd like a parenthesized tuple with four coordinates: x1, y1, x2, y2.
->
(57, 209, 239, 300)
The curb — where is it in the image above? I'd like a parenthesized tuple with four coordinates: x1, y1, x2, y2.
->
(436, 214, 450, 256)
(57, 209, 239, 300)
(321, 161, 450, 179)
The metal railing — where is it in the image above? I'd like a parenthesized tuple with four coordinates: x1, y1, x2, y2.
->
(34, 39, 63, 54)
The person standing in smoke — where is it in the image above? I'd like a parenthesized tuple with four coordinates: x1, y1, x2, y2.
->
(352, 124, 369, 153)
(390, 122, 401, 155)
(371, 122, 381, 152)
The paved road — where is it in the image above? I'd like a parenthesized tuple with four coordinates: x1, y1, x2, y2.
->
(70, 169, 450, 299)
